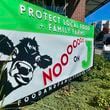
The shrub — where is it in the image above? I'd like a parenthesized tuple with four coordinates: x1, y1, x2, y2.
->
(92, 91, 110, 109)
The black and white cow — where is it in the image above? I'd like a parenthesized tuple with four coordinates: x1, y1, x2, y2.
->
(0, 34, 52, 100)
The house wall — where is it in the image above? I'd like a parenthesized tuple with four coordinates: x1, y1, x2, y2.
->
(71, 0, 86, 21)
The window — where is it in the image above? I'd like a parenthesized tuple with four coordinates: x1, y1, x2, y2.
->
(24, 0, 80, 17)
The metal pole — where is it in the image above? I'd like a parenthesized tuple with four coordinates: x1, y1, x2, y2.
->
(64, 0, 66, 16)
(63, 0, 68, 16)
(42, 0, 45, 7)
(51, 0, 55, 11)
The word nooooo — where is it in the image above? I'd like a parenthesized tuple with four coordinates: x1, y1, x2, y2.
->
(43, 38, 84, 86)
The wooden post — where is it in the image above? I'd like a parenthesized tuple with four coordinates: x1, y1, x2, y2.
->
(4, 107, 21, 110)
(68, 79, 71, 92)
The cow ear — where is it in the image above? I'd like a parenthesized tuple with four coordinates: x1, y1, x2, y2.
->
(33, 37, 36, 41)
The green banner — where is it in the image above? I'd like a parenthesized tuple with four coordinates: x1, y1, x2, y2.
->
(0, 0, 94, 38)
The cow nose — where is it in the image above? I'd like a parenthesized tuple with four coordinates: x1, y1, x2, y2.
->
(16, 62, 33, 75)
(9, 61, 34, 85)
(19, 66, 31, 75)
(10, 61, 33, 77)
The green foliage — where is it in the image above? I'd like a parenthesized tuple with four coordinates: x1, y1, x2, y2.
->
(92, 91, 110, 109)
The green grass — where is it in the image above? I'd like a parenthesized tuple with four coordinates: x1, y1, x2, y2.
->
(22, 55, 110, 110)
(22, 80, 109, 110)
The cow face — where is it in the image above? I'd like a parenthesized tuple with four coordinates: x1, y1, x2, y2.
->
(0, 35, 52, 100)
(0, 36, 52, 88)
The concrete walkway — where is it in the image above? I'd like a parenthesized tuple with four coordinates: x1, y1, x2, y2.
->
(95, 48, 102, 55)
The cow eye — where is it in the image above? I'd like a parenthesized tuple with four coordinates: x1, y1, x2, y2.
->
(32, 46, 36, 51)
(27, 43, 32, 49)
(27, 43, 36, 51)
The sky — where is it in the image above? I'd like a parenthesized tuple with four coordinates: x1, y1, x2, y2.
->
(85, 2, 110, 24)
